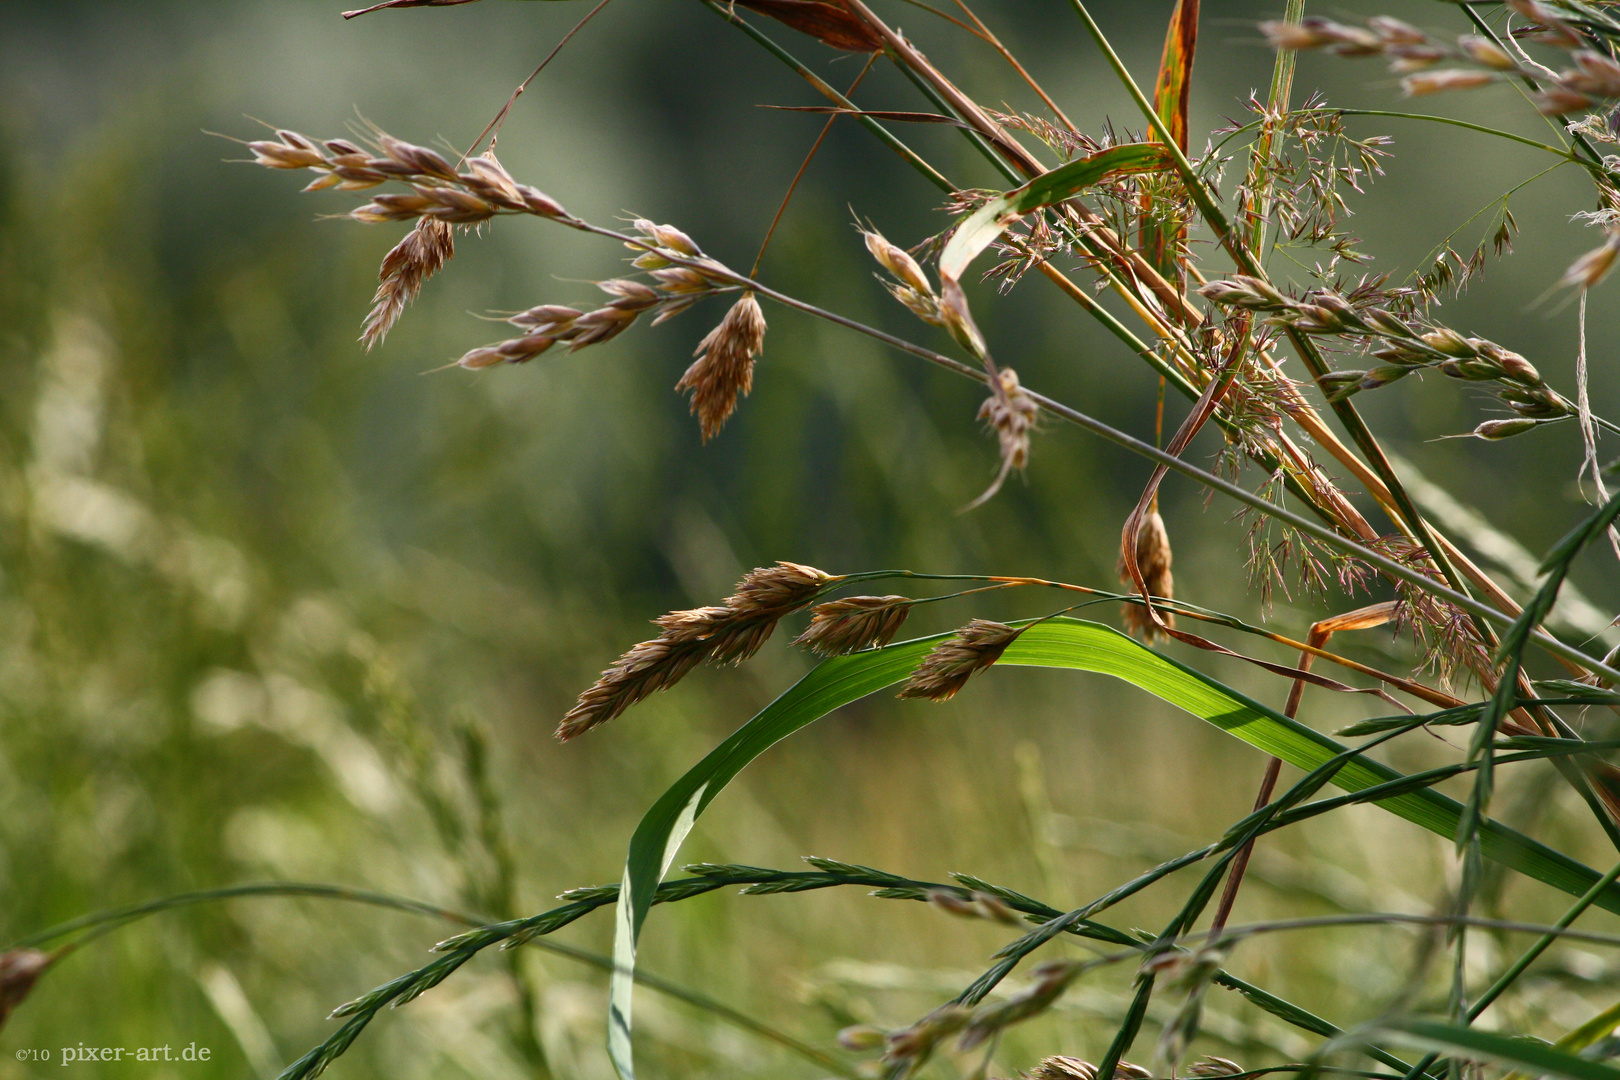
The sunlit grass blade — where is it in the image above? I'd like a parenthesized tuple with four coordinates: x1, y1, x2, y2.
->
(1375, 1018, 1620, 1080)
(606, 618, 1620, 1079)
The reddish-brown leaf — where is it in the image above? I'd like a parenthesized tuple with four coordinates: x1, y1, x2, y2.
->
(733, 0, 884, 53)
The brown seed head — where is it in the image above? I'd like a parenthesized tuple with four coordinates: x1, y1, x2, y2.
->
(1028, 1058, 1099, 1080)
(979, 368, 1039, 472)
(1119, 509, 1174, 642)
(1535, 86, 1597, 115)
(1369, 17, 1426, 45)
(836, 1025, 887, 1052)
(926, 888, 1023, 925)
(676, 292, 767, 441)
(556, 562, 834, 739)
(1402, 69, 1496, 95)
(1473, 418, 1541, 440)
(1188, 1058, 1244, 1078)
(793, 595, 911, 656)
(898, 619, 1022, 701)
(1457, 35, 1516, 70)
(1259, 20, 1329, 51)
(362, 218, 455, 349)
(1562, 232, 1620, 291)
(556, 636, 710, 741)
(0, 949, 52, 1029)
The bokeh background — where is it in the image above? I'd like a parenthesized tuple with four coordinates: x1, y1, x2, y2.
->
(4, 2, 1620, 1079)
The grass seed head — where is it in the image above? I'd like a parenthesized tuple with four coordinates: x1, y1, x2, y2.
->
(362, 218, 454, 349)
(557, 563, 833, 739)
(1473, 418, 1541, 440)
(1188, 1058, 1244, 1078)
(0, 949, 52, 1029)
(1120, 509, 1175, 642)
(676, 292, 766, 441)
(1562, 231, 1620, 291)
(899, 619, 1021, 701)
(1402, 69, 1496, 96)
(793, 595, 911, 656)
(555, 636, 709, 741)
(1028, 1058, 1099, 1080)
(1457, 35, 1516, 71)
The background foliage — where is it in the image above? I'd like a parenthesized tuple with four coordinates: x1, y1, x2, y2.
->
(3, 2, 1620, 1079)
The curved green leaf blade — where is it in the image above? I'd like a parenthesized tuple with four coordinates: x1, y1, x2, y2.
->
(607, 618, 1620, 1079)
(938, 142, 1172, 284)
(1376, 1018, 1620, 1080)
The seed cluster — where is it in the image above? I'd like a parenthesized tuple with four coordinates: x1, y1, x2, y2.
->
(1199, 276, 1575, 433)
(897, 619, 1023, 702)
(557, 562, 836, 740)
(792, 595, 912, 656)
(249, 130, 566, 223)
(1262, 7, 1620, 116)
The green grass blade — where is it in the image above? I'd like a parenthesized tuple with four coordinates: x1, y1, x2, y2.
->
(938, 142, 1171, 283)
(606, 619, 1620, 1079)
(1376, 1018, 1620, 1080)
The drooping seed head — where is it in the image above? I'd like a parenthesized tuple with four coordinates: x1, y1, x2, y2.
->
(1561, 232, 1620, 291)
(793, 595, 911, 656)
(1535, 86, 1597, 116)
(1028, 1057, 1099, 1080)
(1567, 51, 1620, 98)
(925, 888, 1022, 925)
(1368, 16, 1425, 45)
(555, 635, 711, 741)
(1402, 69, 1496, 95)
(676, 292, 767, 441)
(862, 227, 933, 295)
(362, 217, 455, 349)
(1189, 1058, 1244, 1077)
(1457, 35, 1516, 70)
(1120, 509, 1174, 641)
(958, 959, 1085, 1050)
(836, 1026, 887, 1052)
(0, 949, 50, 1029)
(634, 219, 700, 257)
(1473, 418, 1542, 440)
(898, 619, 1022, 701)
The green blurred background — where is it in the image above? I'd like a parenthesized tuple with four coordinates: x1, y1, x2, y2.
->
(3, 2, 1620, 1078)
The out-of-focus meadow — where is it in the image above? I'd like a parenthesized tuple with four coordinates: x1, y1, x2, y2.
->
(3, 2, 1620, 1079)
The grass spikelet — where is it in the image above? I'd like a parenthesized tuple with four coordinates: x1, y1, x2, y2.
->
(557, 562, 834, 739)
(1028, 1057, 1099, 1080)
(965, 367, 1038, 510)
(555, 636, 711, 741)
(1562, 230, 1620, 291)
(792, 595, 911, 656)
(898, 619, 1021, 701)
(0, 949, 51, 1029)
(362, 218, 454, 349)
(1120, 508, 1174, 642)
(676, 292, 766, 441)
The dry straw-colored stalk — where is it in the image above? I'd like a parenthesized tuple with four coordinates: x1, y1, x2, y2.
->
(557, 561, 834, 740)
(1119, 508, 1174, 642)
(677, 292, 767, 441)
(898, 618, 1022, 701)
(792, 595, 911, 656)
